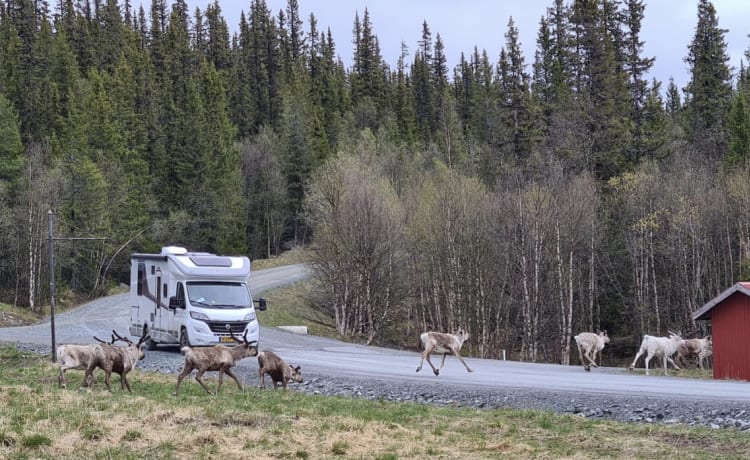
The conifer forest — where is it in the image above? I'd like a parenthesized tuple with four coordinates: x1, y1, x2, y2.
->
(1, 0, 749, 363)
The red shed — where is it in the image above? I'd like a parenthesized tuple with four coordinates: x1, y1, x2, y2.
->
(693, 282, 750, 381)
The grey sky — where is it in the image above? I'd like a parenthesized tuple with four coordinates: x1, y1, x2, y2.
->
(153, 1, 750, 93)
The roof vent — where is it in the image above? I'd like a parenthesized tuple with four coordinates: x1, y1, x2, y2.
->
(161, 246, 188, 255)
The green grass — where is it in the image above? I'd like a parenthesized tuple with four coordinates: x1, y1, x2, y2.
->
(257, 279, 339, 339)
(0, 346, 748, 459)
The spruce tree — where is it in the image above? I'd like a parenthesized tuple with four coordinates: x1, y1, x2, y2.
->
(684, 0, 732, 160)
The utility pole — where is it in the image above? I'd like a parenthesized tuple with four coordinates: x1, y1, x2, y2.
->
(47, 210, 106, 362)
(47, 210, 56, 363)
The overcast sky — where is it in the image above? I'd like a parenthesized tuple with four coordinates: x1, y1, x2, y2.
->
(143, 1, 750, 92)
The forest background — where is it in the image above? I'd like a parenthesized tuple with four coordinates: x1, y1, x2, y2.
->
(1, 0, 749, 365)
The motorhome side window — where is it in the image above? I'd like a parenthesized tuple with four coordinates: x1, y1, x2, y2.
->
(163, 282, 168, 299)
(176, 283, 185, 300)
(137, 262, 145, 296)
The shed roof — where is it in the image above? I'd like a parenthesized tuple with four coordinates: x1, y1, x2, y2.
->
(693, 282, 750, 321)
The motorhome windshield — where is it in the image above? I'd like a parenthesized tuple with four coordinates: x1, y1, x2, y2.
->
(186, 282, 251, 308)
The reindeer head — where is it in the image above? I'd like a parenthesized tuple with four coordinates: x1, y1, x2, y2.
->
(230, 330, 259, 359)
(454, 329, 470, 344)
(112, 330, 149, 361)
(288, 364, 303, 384)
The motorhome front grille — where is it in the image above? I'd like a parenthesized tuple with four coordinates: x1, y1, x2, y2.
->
(206, 321, 249, 334)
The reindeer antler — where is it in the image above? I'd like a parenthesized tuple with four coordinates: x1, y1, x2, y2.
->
(112, 330, 133, 344)
(230, 330, 250, 345)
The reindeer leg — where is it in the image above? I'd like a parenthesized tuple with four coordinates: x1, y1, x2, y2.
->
(425, 354, 440, 376)
(667, 356, 680, 373)
(216, 369, 226, 394)
(104, 371, 113, 391)
(439, 353, 448, 370)
(416, 352, 426, 373)
(643, 355, 651, 376)
(629, 350, 644, 371)
(121, 372, 132, 393)
(174, 366, 193, 396)
(455, 352, 474, 373)
(194, 370, 214, 395)
(259, 368, 266, 389)
(224, 367, 243, 391)
(577, 346, 589, 371)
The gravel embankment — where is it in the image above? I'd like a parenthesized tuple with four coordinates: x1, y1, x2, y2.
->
(15, 343, 750, 431)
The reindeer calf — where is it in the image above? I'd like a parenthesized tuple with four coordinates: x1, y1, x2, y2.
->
(675, 336, 712, 369)
(416, 329, 473, 376)
(257, 351, 303, 389)
(174, 331, 258, 396)
(574, 331, 610, 372)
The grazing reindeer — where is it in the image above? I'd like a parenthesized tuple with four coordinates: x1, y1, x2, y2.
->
(257, 350, 303, 389)
(628, 331, 683, 376)
(174, 331, 258, 396)
(416, 329, 473, 376)
(675, 336, 713, 369)
(574, 331, 610, 371)
(56, 335, 115, 388)
(84, 330, 149, 392)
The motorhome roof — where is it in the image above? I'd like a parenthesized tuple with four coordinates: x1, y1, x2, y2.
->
(131, 247, 251, 279)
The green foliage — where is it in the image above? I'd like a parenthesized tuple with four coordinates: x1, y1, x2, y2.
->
(0, 94, 23, 184)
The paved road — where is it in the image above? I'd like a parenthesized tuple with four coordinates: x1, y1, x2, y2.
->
(2, 263, 750, 403)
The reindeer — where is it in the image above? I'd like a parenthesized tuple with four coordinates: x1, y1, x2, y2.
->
(574, 331, 610, 371)
(416, 329, 473, 376)
(628, 331, 683, 376)
(675, 335, 713, 369)
(84, 330, 149, 392)
(257, 350, 303, 389)
(56, 334, 115, 388)
(174, 330, 258, 396)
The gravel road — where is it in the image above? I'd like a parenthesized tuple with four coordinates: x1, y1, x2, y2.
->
(4, 264, 750, 432)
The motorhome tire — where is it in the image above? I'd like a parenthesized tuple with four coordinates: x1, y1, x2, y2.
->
(143, 327, 157, 350)
(180, 327, 190, 348)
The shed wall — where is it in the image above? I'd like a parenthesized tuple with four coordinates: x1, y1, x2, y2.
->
(712, 293, 750, 381)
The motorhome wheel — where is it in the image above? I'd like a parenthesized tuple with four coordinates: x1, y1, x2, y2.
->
(180, 327, 191, 348)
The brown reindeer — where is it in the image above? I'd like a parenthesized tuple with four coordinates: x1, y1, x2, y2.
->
(174, 331, 258, 396)
(416, 329, 473, 376)
(84, 330, 149, 392)
(257, 350, 303, 389)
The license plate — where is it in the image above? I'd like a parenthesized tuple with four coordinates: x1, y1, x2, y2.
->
(220, 336, 234, 343)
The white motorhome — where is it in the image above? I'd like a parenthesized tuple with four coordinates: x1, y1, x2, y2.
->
(129, 246, 266, 348)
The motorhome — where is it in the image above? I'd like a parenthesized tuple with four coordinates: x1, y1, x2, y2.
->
(129, 246, 266, 348)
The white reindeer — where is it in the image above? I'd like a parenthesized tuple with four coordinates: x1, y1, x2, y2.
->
(56, 334, 117, 388)
(416, 329, 473, 376)
(628, 332, 683, 376)
(574, 331, 610, 371)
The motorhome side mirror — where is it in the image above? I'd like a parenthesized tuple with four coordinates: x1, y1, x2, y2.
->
(256, 298, 267, 311)
(169, 296, 185, 309)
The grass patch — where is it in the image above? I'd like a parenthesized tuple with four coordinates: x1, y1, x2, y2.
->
(0, 346, 748, 459)
(252, 247, 307, 271)
(258, 279, 339, 339)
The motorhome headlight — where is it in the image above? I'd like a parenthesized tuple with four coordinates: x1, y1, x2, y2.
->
(243, 311, 256, 322)
(190, 311, 210, 322)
